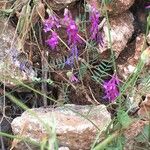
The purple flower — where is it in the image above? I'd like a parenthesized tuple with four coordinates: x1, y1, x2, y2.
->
(145, 3, 150, 9)
(43, 13, 60, 50)
(19, 62, 26, 71)
(65, 45, 79, 66)
(67, 20, 81, 45)
(63, 8, 81, 65)
(63, 8, 81, 45)
(63, 8, 72, 23)
(65, 56, 74, 66)
(89, 6, 104, 46)
(46, 32, 59, 49)
(70, 74, 79, 82)
(67, 71, 79, 83)
(103, 74, 120, 102)
(71, 45, 78, 59)
(145, 5, 150, 9)
(43, 15, 60, 32)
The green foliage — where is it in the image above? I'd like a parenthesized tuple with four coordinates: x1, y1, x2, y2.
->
(2, 0, 150, 149)
(117, 110, 132, 129)
(0, 9, 14, 17)
(92, 59, 113, 83)
(102, 0, 113, 4)
(147, 13, 150, 28)
(78, 13, 87, 32)
(61, 84, 70, 103)
(32, 77, 54, 85)
(17, 3, 31, 34)
(49, 56, 67, 69)
(78, 62, 88, 80)
(105, 135, 125, 150)
(135, 124, 150, 143)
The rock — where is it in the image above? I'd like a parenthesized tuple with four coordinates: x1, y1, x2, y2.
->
(0, 1, 12, 9)
(0, 2, 6, 9)
(11, 104, 111, 150)
(46, 0, 78, 11)
(146, 32, 150, 45)
(0, 115, 12, 149)
(99, 11, 134, 58)
(138, 94, 150, 120)
(59, 147, 70, 150)
(116, 34, 147, 112)
(0, 19, 36, 87)
(104, 0, 135, 15)
(86, 0, 135, 15)
(124, 120, 149, 150)
(117, 34, 146, 80)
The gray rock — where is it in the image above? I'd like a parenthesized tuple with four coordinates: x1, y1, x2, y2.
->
(0, 19, 36, 87)
(99, 11, 134, 58)
(11, 104, 111, 150)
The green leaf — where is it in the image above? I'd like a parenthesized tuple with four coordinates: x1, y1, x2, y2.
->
(147, 14, 150, 28)
(49, 56, 66, 69)
(78, 63, 88, 79)
(105, 135, 125, 150)
(102, 0, 112, 4)
(117, 110, 132, 128)
(135, 125, 149, 143)
(91, 59, 113, 84)
(1, 9, 14, 14)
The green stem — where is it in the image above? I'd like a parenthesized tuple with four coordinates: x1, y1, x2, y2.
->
(93, 131, 120, 150)
(103, 1, 117, 73)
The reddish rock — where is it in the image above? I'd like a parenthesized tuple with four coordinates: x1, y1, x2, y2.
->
(86, 0, 135, 15)
(117, 34, 147, 80)
(11, 104, 111, 150)
(138, 94, 150, 120)
(124, 120, 149, 150)
(46, 0, 78, 11)
(99, 11, 134, 58)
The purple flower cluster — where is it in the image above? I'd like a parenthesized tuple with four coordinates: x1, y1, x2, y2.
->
(43, 7, 103, 51)
(43, 9, 81, 60)
(89, 7, 100, 40)
(43, 13, 60, 49)
(89, 6, 103, 46)
(43, 15, 60, 32)
(103, 74, 120, 102)
(46, 32, 59, 49)
(64, 9, 81, 46)
(65, 45, 78, 66)
(63, 9, 82, 65)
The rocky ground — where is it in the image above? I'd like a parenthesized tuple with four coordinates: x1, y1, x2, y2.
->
(0, 0, 150, 150)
